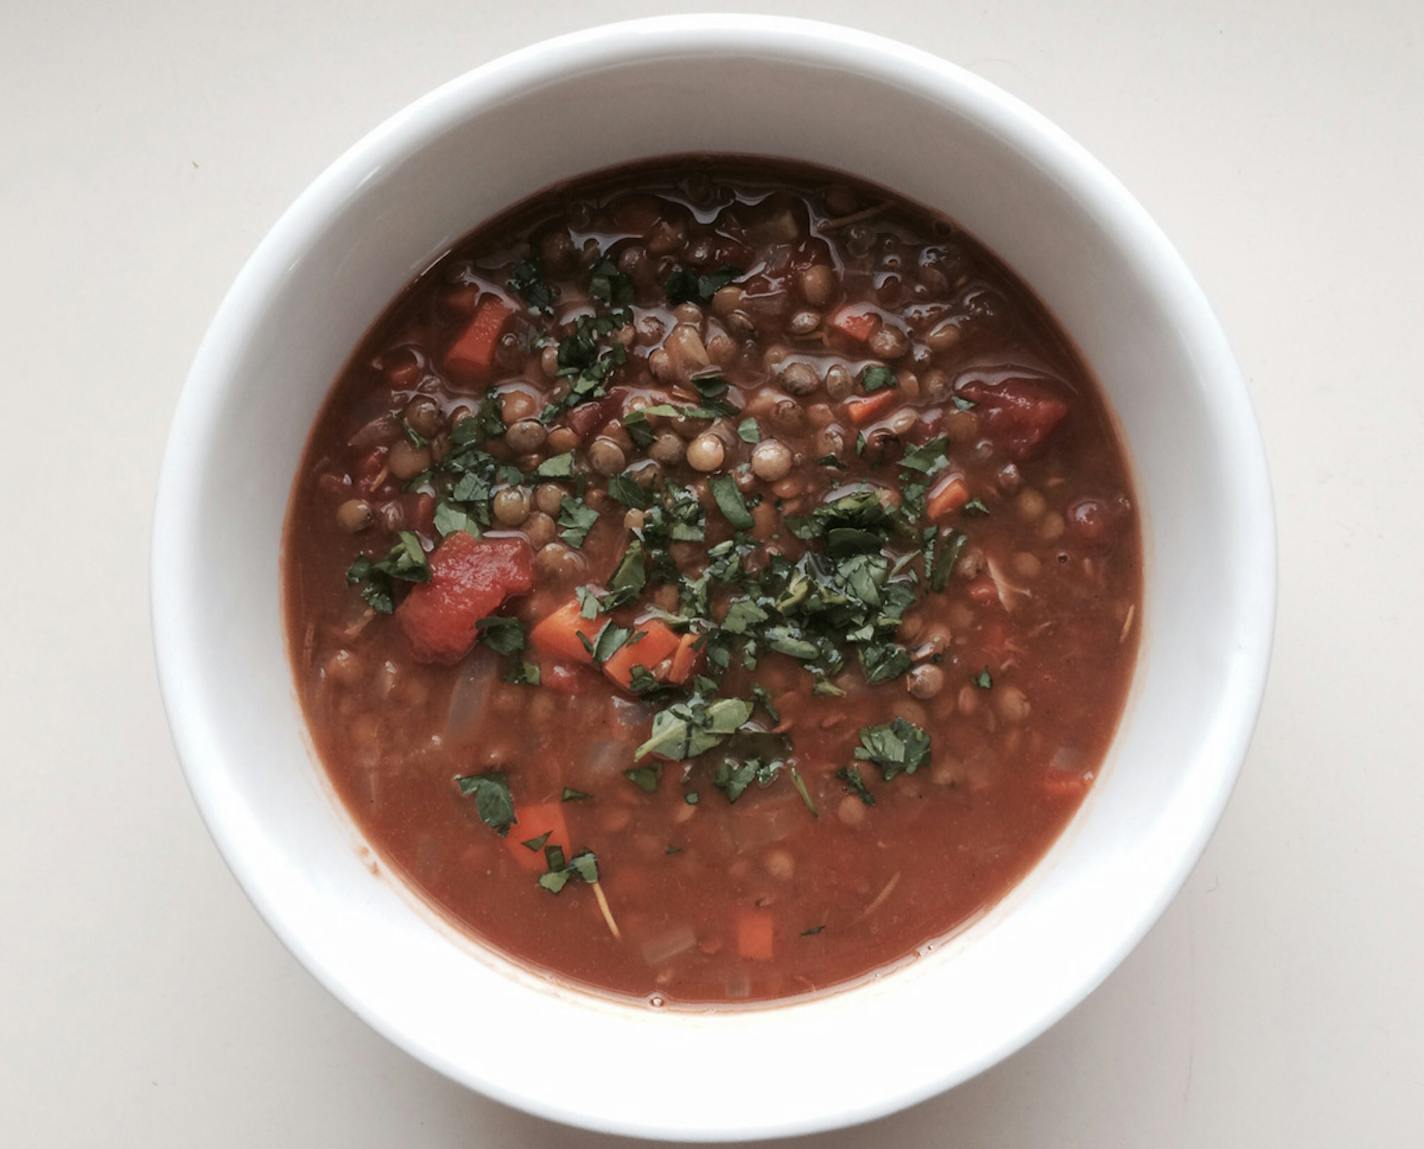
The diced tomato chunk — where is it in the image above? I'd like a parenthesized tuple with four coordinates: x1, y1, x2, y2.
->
(565, 388, 628, 442)
(957, 376, 1069, 460)
(529, 600, 598, 664)
(603, 620, 682, 689)
(829, 306, 882, 344)
(505, 802, 570, 872)
(444, 296, 513, 385)
(396, 533, 533, 665)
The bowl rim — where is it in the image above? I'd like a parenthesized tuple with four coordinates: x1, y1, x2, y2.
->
(152, 13, 1275, 1139)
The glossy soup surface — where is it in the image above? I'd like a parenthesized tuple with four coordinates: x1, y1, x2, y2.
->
(284, 158, 1141, 1005)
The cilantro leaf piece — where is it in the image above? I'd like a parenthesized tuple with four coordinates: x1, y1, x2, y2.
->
(509, 257, 555, 313)
(853, 717, 932, 781)
(558, 495, 600, 547)
(591, 622, 635, 666)
(860, 641, 911, 685)
(608, 540, 647, 597)
(606, 473, 650, 509)
(588, 259, 634, 307)
(789, 766, 819, 817)
(475, 616, 525, 655)
(737, 417, 761, 444)
(537, 848, 601, 894)
(433, 501, 481, 538)
(522, 831, 551, 852)
(964, 498, 991, 516)
(974, 668, 993, 689)
(635, 696, 755, 761)
(713, 756, 783, 803)
(666, 265, 741, 306)
(625, 764, 663, 793)
(898, 436, 949, 476)
(709, 474, 754, 531)
(836, 765, 876, 806)
(859, 365, 897, 393)
(535, 452, 576, 479)
(454, 771, 517, 836)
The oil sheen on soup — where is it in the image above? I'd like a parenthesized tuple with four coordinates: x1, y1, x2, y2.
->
(283, 158, 1141, 1005)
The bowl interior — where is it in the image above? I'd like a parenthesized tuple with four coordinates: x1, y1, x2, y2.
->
(154, 16, 1272, 1141)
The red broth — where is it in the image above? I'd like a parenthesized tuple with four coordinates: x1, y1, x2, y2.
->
(283, 158, 1141, 1004)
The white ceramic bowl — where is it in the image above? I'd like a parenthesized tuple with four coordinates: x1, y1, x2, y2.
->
(152, 14, 1274, 1141)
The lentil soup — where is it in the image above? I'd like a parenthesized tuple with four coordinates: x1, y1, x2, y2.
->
(283, 158, 1141, 1005)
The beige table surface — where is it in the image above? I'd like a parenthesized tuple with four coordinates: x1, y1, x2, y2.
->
(5, 1, 1423, 1145)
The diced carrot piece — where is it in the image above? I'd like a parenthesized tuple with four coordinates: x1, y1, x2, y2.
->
(667, 632, 701, 685)
(829, 306, 882, 344)
(443, 296, 513, 385)
(1043, 770, 1093, 801)
(926, 474, 970, 520)
(505, 802, 570, 872)
(603, 620, 681, 690)
(736, 908, 775, 962)
(529, 599, 598, 664)
(845, 389, 900, 426)
(397, 534, 533, 665)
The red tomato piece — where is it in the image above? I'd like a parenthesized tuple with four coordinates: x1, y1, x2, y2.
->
(396, 533, 533, 665)
(565, 387, 628, 442)
(957, 376, 1069, 460)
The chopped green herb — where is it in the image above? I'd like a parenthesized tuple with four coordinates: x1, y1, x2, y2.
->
(508, 257, 555, 313)
(789, 766, 819, 817)
(709, 474, 754, 530)
(535, 452, 576, 479)
(538, 848, 600, 894)
(504, 660, 541, 686)
(854, 717, 931, 781)
(836, 765, 876, 806)
(859, 364, 897, 393)
(800, 925, 826, 937)
(974, 668, 993, 689)
(899, 436, 949, 477)
(635, 696, 755, 761)
(521, 831, 551, 852)
(345, 531, 429, 615)
(606, 473, 650, 509)
(590, 622, 635, 666)
(963, 498, 991, 516)
(666, 265, 740, 306)
(737, 417, 761, 444)
(588, 259, 634, 307)
(713, 756, 782, 803)
(561, 787, 591, 802)
(433, 501, 480, 539)
(625, 764, 663, 793)
(557, 495, 600, 547)
(475, 616, 525, 655)
(684, 790, 700, 805)
(454, 771, 516, 835)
